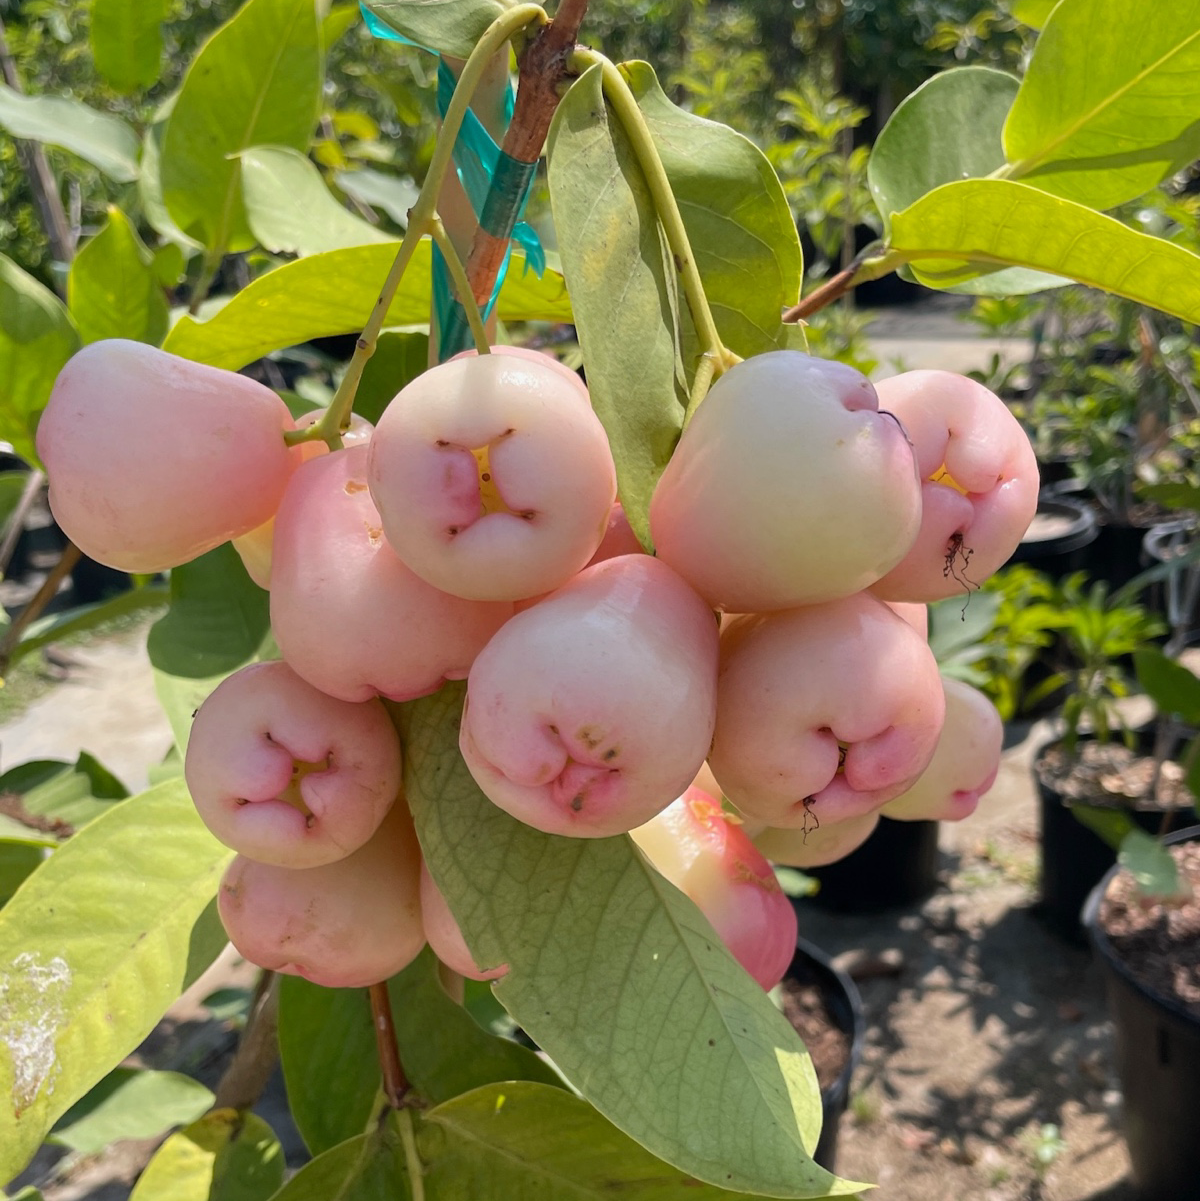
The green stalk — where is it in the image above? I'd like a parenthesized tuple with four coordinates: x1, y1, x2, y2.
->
(287, 3, 548, 450)
(430, 215, 492, 356)
(398, 1108, 426, 1201)
(569, 46, 738, 421)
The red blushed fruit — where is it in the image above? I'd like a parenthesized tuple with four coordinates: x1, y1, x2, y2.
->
(420, 861, 507, 982)
(37, 339, 300, 573)
(633, 787, 797, 990)
(217, 802, 424, 989)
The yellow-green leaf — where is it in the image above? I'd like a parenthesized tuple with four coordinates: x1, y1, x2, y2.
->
(889, 178, 1200, 321)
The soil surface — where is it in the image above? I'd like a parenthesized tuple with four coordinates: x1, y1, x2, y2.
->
(1098, 840, 1200, 1016)
(780, 977, 852, 1092)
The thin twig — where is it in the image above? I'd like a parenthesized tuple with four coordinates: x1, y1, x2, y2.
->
(212, 971, 281, 1112)
(0, 470, 45, 579)
(461, 0, 592, 309)
(370, 982, 413, 1109)
(0, 541, 80, 673)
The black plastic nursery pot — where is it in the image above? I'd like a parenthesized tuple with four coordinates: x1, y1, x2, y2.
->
(783, 936, 866, 1173)
(805, 817, 939, 913)
(1082, 825, 1200, 1201)
(1036, 738, 1192, 943)
(1006, 492, 1098, 579)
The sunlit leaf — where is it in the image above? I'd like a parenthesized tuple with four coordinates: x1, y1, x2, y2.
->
(0, 89, 139, 182)
(362, 0, 509, 59)
(1005, 0, 1200, 209)
(90, 0, 167, 94)
(0, 782, 231, 1181)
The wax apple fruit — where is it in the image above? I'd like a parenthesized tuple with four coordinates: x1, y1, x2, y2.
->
(882, 677, 1003, 822)
(632, 786, 797, 990)
(709, 592, 945, 827)
(870, 370, 1039, 602)
(649, 350, 922, 612)
(753, 812, 880, 868)
(37, 339, 298, 573)
(460, 555, 719, 837)
(270, 446, 512, 702)
(185, 661, 401, 868)
(420, 862, 506, 982)
(368, 351, 617, 601)
(217, 802, 424, 988)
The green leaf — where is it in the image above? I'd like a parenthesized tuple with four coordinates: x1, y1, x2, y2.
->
(1010, 0, 1057, 28)
(48, 1067, 213, 1155)
(0, 818, 58, 849)
(0, 781, 231, 1181)
(399, 684, 862, 1200)
(547, 64, 685, 551)
(0, 253, 80, 468)
(0, 844, 44, 907)
(147, 545, 272, 753)
(128, 1110, 284, 1201)
(0, 470, 29, 538)
(869, 67, 1061, 295)
(90, 0, 167, 94)
(161, 241, 569, 371)
(0, 751, 129, 833)
(139, 123, 203, 254)
(335, 168, 418, 228)
(889, 178, 1200, 321)
(323, 4, 364, 47)
(0, 88, 140, 182)
(362, 0, 509, 59)
(624, 60, 802, 360)
(421, 1081, 807, 1199)
(161, 0, 323, 250)
(278, 947, 561, 1155)
(1186, 734, 1200, 807)
(1134, 646, 1200, 724)
(354, 329, 429, 425)
(1071, 804, 1135, 851)
(240, 146, 397, 256)
(269, 1124, 409, 1201)
(1004, 0, 1200, 210)
(1139, 482, 1200, 512)
(1118, 828, 1191, 904)
(67, 206, 169, 347)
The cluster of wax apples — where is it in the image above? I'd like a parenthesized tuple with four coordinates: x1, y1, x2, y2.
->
(36, 339, 1032, 992)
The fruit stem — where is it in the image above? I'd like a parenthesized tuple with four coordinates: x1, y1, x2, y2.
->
(783, 246, 906, 322)
(430, 215, 492, 357)
(369, 981, 413, 1110)
(570, 47, 738, 409)
(287, 3, 548, 450)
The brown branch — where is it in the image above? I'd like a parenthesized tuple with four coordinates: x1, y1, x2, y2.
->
(0, 541, 81, 672)
(212, 971, 281, 1112)
(782, 263, 860, 324)
(370, 982, 417, 1109)
(0, 17, 75, 267)
(0, 470, 44, 578)
(462, 0, 592, 308)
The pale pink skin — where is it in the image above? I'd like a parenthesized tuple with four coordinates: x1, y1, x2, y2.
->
(461, 555, 720, 837)
(271, 446, 513, 702)
(632, 787, 797, 990)
(882, 678, 1003, 822)
(232, 412, 374, 589)
(368, 352, 617, 601)
(869, 371, 1040, 602)
(37, 340, 299, 573)
(452, 344, 590, 406)
(419, 861, 507, 982)
(709, 592, 945, 828)
(753, 812, 881, 868)
(218, 801, 425, 988)
(184, 660, 401, 868)
(887, 601, 928, 639)
(649, 351, 922, 612)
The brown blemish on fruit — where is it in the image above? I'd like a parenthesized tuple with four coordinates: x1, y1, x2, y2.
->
(603, 747, 618, 762)
(570, 794, 585, 812)
(577, 726, 601, 750)
(344, 479, 368, 494)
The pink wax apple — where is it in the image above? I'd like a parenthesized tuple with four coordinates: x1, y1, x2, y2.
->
(869, 370, 1039, 602)
(754, 812, 880, 868)
(882, 677, 1003, 822)
(709, 592, 945, 828)
(37, 340, 299, 573)
(217, 801, 425, 989)
(420, 861, 507, 982)
(460, 555, 719, 838)
(270, 446, 513, 702)
(648, 350, 922, 612)
(185, 661, 401, 869)
(233, 411, 374, 589)
(632, 786, 797, 990)
(367, 351, 617, 601)
(887, 601, 928, 639)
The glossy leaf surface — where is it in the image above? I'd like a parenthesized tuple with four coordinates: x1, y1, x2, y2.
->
(0, 89, 139, 182)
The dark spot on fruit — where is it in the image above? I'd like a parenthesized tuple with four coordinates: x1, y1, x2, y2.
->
(235, 798, 249, 806)
(436, 439, 450, 448)
(481, 472, 491, 482)
(603, 747, 618, 762)
(570, 794, 584, 812)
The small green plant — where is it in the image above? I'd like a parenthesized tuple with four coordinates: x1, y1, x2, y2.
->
(1021, 1122, 1067, 1181)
